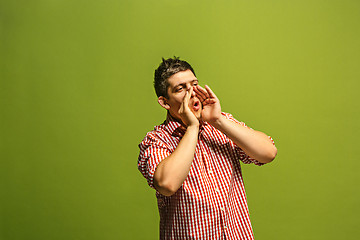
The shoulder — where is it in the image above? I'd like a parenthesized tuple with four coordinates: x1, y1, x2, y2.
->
(138, 123, 172, 150)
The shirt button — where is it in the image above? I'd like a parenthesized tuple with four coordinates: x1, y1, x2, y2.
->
(209, 170, 213, 174)
(220, 207, 225, 211)
(224, 226, 228, 229)
(215, 188, 220, 193)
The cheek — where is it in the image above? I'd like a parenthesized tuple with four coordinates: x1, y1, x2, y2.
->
(172, 93, 186, 105)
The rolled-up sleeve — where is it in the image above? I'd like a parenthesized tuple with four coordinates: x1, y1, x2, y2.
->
(138, 133, 171, 189)
(222, 112, 275, 166)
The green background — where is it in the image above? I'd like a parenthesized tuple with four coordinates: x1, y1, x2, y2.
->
(1, 0, 359, 239)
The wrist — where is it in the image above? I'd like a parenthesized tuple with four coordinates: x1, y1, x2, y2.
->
(209, 115, 226, 130)
(187, 123, 200, 130)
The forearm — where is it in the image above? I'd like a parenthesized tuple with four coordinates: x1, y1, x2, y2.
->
(212, 115, 277, 163)
(153, 125, 199, 196)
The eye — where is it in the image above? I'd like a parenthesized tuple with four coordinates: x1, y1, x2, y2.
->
(176, 87, 183, 92)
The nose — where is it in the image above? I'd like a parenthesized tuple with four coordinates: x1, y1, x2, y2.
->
(191, 87, 196, 97)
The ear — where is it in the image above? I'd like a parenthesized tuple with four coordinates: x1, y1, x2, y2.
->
(158, 96, 170, 110)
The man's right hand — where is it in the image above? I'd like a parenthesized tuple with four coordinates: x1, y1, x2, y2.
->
(154, 86, 200, 196)
(178, 87, 199, 127)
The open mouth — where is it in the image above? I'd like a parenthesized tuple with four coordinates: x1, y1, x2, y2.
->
(192, 100, 201, 111)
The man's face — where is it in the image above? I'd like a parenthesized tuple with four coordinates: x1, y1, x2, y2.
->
(159, 69, 202, 121)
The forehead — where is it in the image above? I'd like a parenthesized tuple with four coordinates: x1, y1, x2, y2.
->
(167, 69, 197, 87)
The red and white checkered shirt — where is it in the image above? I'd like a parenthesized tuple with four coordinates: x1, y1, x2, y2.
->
(138, 112, 273, 240)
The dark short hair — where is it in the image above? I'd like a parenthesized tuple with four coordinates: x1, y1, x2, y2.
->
(154, 57, 196, 98)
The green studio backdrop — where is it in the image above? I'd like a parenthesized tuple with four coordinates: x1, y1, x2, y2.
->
(1, 0, 359, 239)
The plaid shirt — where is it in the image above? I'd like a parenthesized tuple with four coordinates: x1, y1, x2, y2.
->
(138, 112, 272, 240)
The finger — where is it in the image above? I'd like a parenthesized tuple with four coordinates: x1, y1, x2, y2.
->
(183, 89, 189, 105)
(188, 87, 194, 101)
(179, 101, 186, 116)
(195, 85, 209, 100)
(182, 87, 192, 108)
(205, 85, 217, 99)
(194, 86, 206, 101)
(202, 98, 216, 105)
(197, 85, 210, 98)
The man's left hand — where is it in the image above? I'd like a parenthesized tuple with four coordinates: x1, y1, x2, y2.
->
(194, 85, 222, 124)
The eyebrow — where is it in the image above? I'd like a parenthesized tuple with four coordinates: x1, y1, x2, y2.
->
(173, 79, 198, 89)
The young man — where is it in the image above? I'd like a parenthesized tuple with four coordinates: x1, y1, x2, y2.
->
(138, 57, 277, 240)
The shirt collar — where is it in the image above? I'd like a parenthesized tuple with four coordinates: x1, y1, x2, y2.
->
(163, 112, 208, 137)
